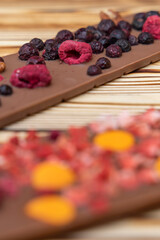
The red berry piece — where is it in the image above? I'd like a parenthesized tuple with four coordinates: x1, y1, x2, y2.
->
(115, 39, 131, 52)
(75, 28, 94, 43)
(18, 43, 39, 60)
(106, 44, 122, 58)
(0, 84, 13, 96)
(58, 40, 92, 65)
(30, 38, 44, 51)
(90, 40, 104, 54)
(56, 29, 74, 42)
(87, 65, 102, 76)
(138, 32, 154, 44)
(49, 130, 61, 141)
(128, 35, 138, 46)
(96, 57, 111, 69)
(117, 20, 132, 32)
(27, 56, 46, 65)
(109, 29, 127, 44)
(143, 15, 160, 39)
(10, 65, 52, 88)
(97, 19, 116, 35)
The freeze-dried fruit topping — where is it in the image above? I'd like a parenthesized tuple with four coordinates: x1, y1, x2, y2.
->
(115, 39, 131, 52)
(27, 56, 46, 65)
(97, 19, 116, 35)
(18, 43, 39, 60)
(75, 28, 94, 43)
(96, 57, 111, 69)
(117, 20, 132, 32)
(0, 84, 13, 96)
(87, 65, 102, 76)
(109, 29, 127, 44)
(138, 32, 154, 44)
(132, 12, 146, 31)
(106, 44, 122, 58)
(90, 40, 104, 54)
(56, 29, 74, 42)
(128, 35, 138, 45)
(142, 15, 160, 39)
(30, 38, 44, 51)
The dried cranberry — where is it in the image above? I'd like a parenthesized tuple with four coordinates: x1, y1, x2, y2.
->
(97, 19, 116, 35)
(10, 65, 51, 88)
(87, 65, 102, 76)
(117, 20, 132, 32)
(27, 56, 46, 65)
(90, 40, 104, 54)
(146, 11, 160, 18)
(132, 12, 146, 31)
(58, 40, 92, 65)
(18, 43, 39, 60)
(30, 38, 44, 51)
(42, 47, 59, 60)
(115, 39, 131, 52)
(75, 28, 94, 43)
(98, 36, 110, 48)
(106, 44, 122, 58)
(138, 32, 154, 44)
(128, 35, 138, 45)
(96, 57, 111, 69)
(55, 29, 74, 42)
(0, 84, 13, 96)
(143, 15, 160, 39)
(109, 29, 127, 44)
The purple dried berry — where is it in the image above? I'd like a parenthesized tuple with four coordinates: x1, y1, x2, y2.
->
(30, 38, 44, 51)
(75, 28, 94, 43)
(0, 84, 13, 96)
(93, 30, 104, 40)
(42, 47, 59, 60)
(0, 57, 4, 62)
(55, 29, 74, 42)
(115, 39, 131, 52)
(44, 39, 55, 47)
(50, 130, 61, 141)
(128, 35, 138, 46)
(138, 32, 154, 44)
(86, 26, 97, 32)
(98, 19, 116, 35)
(87, 65, 102, 76)
(117, 20, 132, 32)
(106, 44, 122, 58)
(96, 57, 111, 69)
(27, 56, 46, 65)
(99, 36, 110, 48)
(90, 40, 104, 54)
(109, 29, 127, 44)
(146, 11, 160, 18)
(132, 12, 146, 31)
(18, 43, 39, 60)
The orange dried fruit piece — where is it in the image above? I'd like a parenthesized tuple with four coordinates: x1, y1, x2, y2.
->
(155, 157, 160, 175)
(25, 195, 76, 226)
(93, 130, 135, 151)
(31, 162, 76, 190)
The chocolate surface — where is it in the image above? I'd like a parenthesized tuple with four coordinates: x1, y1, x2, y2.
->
(0, 16, 159, 128)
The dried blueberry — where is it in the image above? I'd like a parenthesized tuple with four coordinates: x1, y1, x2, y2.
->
(90, 40, 104, 54)
(42, 46, 59, 60)
(93, 30, 104, 40)
(98, 36, 110, 48)
(132, 12, 146, 31)
(18, 43, 39, 60)
(44, 39, 55, 47)
(86, 26, 97, 32)
(30, 38, 44, 51)
(138, 32, 154, 44)
(146, 11, 160, 18)
(0, 84, 13, 96)
(109, 29, 127, 44)
(97, 19, 116, 35)
(0, 57, 4, 62)
(27, 56, 46, 65)
(55, 29, 74, 42)
(87, 65, 102, 76)
(106, 44, 122, 58)
(128, 35, 138, 46)
(115, 39, 131, 52)
(117, 20, 132, 32)
(75, 28, 94, 43)
(96, 57, 111, 69)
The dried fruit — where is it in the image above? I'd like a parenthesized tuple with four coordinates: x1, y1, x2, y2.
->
(42, 47, 59, 60)
(90, 40, 104, 54)
(96, 57, 111, 69)
(56, 29, 74, 42)
(138, 32, 154, 44)
(146, 11, 160, 19)
(27, 56, 46, 65)
(117, 20, 132, 32)
(132, 12, 146, 31)
(109, 29, 127, 44)
(142, 15, 160, 39)
(58, 40, 92, 65)
(128, 35, 138, 46)
(115, 39, 131, 52)
(30, 38, 44, 51)
(75, 28, 94, 43)
(10, 65, 51, 88)
(18, 43, 39, 60)
(106, 44, 122, 58)
(0, 84, 13, 96)
(87, 65, 102, 76)
(0, 57, 4, 62)
(98, 36, 110, 48)
(0, 62, 6, 73)
(97, 19, 116, 35)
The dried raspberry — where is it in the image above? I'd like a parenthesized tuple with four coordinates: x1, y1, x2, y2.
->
(10, 65, 51, 88)
(117, 20, 132, 32)
(18, 43, 39, 60)
(115, 39, 131, 52)
(75, 28, 94, 43)
(138, 32, 154, 44)
(27, 56, 46, 65)
(98, 36, 110, 48)
(30, 38, 44, 51)
(58, 40, 92, 65)
(90, 40, 104, 54)
(128, 35, 138, 46)
(0, 75, 4, 82)
(96, 57, 111, 69)
(109, 29, 127, 44)
(55, 29, 74, 42)
(106, 44, 122, 58)
(143, 15, 160, 39)
(87, 65, 102, 76)
(97, 19, 116, 35)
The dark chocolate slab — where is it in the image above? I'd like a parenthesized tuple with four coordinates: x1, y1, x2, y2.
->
(0, 16, 160, 128)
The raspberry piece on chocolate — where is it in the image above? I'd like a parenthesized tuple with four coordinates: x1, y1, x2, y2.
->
(115, 39, 131, 52)
(97, 19, 116, 35)
(56, 29, 74, 42)
(58, 40, 92, 65)
(106, 44, 122, 58)
(138, 32, 154, 44)
(0, 84, 13, 96)
(128, 35, 138, 46)
(75, 28, 94, 43)
(87, 65, 102, 76)
(30, 38, 44, 51)
(143, 15, 160, 39)
(27, 56, 46, 65)
(96, 57, 111, 69)
(109, 29, 127, 44)
(117, 20, 132, 32)
(18, 43, 39, 60)
(10, 65, 51, 88)
(90, 40, 104, 54)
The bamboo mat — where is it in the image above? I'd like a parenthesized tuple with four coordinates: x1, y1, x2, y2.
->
(1, 1, 160, 239)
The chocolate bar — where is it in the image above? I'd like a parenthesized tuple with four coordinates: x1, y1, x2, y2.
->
(0, 15, 159, 128)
